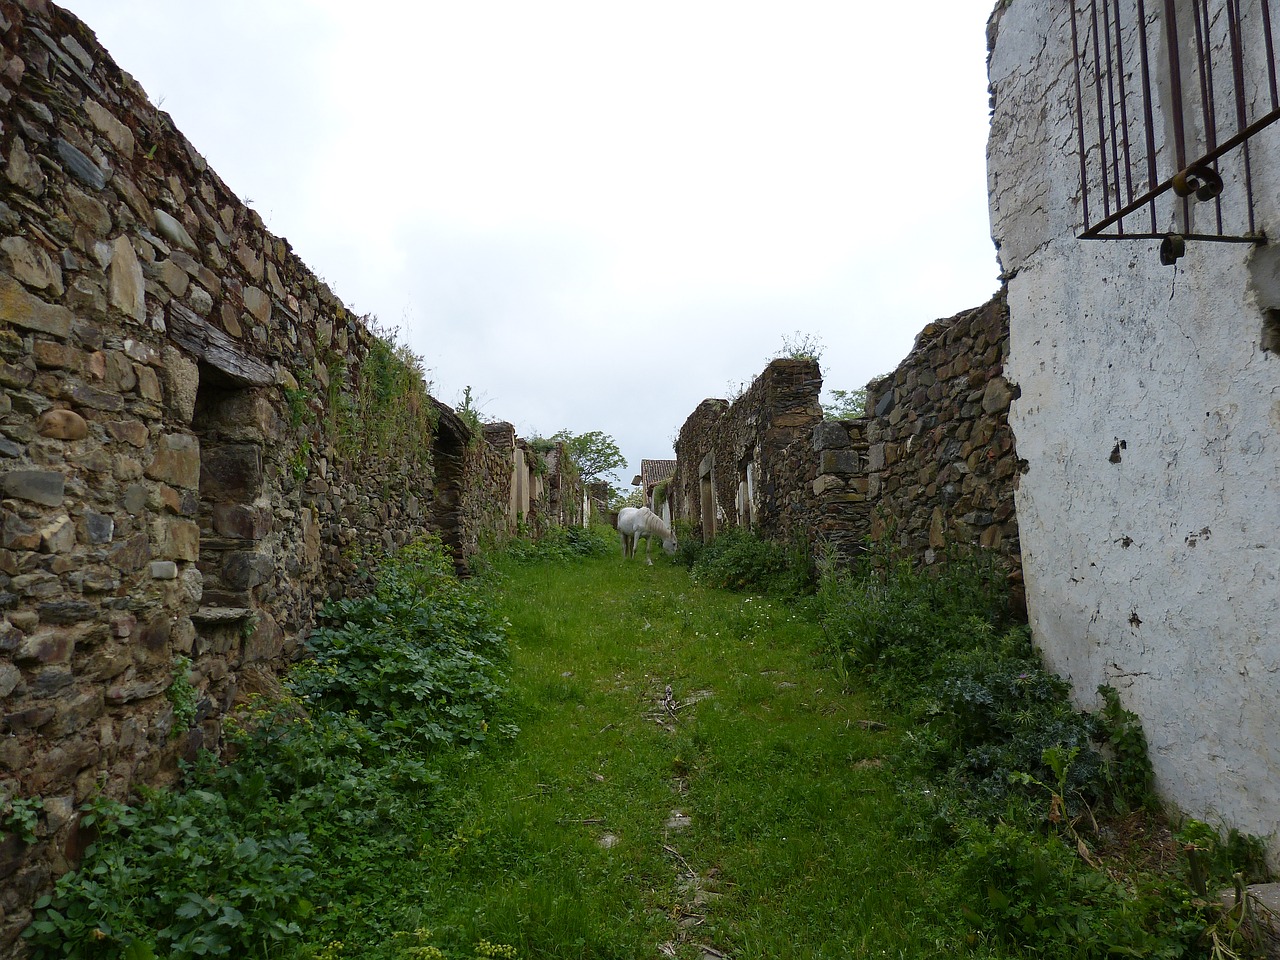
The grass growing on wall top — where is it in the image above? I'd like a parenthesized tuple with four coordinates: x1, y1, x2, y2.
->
(331, 324, 439, 466)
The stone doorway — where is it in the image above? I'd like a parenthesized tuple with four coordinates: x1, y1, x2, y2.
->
(699, 454, 716, 543)
(190, 366, 270, 664)
(427, 405, 469, 574)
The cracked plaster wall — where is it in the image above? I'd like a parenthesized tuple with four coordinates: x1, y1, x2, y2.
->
(988, 0, 1280, 860)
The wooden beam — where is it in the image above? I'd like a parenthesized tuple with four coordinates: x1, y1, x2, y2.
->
(167, 303, 275, 387)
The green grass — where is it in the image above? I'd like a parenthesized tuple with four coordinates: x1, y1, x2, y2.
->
(415, 547, 960, 958)
(28, 531, 1256, 959)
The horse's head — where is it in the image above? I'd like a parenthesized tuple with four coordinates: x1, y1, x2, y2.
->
(662, 531, 678, 556)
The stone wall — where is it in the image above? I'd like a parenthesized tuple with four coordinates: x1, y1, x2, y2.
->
(0, 1, 570, 943)
(865, 293, 1019, 567)
(671, 359, 823, 546)
(988, 0, 1279, 863)
(672, 292, 1020, 579)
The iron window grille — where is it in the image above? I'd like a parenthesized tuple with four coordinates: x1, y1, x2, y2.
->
(1070, 0, 1280, 262)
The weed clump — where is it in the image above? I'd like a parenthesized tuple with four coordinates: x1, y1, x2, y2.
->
(683, 528, 813, 596)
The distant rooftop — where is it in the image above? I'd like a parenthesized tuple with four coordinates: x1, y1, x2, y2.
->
(639, 459, 676, 492)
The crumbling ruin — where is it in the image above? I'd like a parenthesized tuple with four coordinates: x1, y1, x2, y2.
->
(0, 1, 579, 945)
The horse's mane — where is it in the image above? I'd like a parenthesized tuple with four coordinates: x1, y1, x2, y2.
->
(619, 506, 674, 541)
(640, 508, 673, 540)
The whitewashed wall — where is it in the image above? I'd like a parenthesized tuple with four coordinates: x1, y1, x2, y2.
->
(988, 0, 1280, 859)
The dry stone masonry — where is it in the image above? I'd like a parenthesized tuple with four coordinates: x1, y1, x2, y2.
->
(0, 1, 579, 944)
(671, 291, 1021, 584)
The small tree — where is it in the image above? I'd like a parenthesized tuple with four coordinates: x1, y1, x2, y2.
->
(822, 387, 869, 420)
(550, 429, 627, 487)
(455, 385, 486, 434)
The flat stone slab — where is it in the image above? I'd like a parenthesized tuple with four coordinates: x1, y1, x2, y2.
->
(191, 606, 252, 624)
(664, 810, 692, 832)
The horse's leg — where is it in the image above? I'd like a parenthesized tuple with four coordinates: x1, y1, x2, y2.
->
(645, 533, 653, 565)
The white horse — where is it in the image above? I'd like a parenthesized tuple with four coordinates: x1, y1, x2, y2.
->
(616, 506, 677, 565)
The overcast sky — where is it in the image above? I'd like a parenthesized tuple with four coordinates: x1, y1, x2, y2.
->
(66, 0, 1001, 486)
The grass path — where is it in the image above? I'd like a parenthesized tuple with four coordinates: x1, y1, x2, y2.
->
(415, 554, 957, 959)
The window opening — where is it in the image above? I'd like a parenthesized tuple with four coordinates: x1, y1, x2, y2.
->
(1070, 0, 1280, 263)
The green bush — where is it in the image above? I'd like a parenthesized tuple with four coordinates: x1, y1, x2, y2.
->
(24, 789, 314, 959)
(813, 539, 1276, 958)
(947, 820, 1203, 959)
(671, 520, 703, 569)
(688, 529, 812, 596)
(493, 524, 613, 565)
(816, 541, 1010, 695)
(288, 540, 510, 753)
(25, 538, 514, 960)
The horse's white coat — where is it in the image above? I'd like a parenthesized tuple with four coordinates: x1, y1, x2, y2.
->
(616, 506, 677, 565)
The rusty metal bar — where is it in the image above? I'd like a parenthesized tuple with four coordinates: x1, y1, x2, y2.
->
(1162, 0, 1192, 227)
(1089, 0, 1115, 220)
(1135, 0, 1160, 232)
(1191, 0, 1225, 234)
(1226, 0, 1256, 235)
(1101, 0, 1126, 230)
(1071, 1, 1093, 232)
(1263, 0, 1279, 110)
(1081, 232, 1262, 242)
(1111, 0, 1138, 224)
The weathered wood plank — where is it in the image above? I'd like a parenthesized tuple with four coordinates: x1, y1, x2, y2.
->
(168, 302, 275, 386)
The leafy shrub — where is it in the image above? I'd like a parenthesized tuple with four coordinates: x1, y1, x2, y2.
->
(2, 795, 42, 844)
(688, 529, 813, 595)
(24, 790, 314, 959)
(166, 655, 198, 739)
(814, 542, 1117, 814)
(493, 524, 612, 565)
(25, 538, 514, 960)
(948, 820, 1205, 959)
(917, 640, 1105, 812)
(1177, 819, 1272, 891)
(1095, 684, 1156, 812)
(288, 540, 510, 753)
(814, 539, 1277, 958)
(816, 541, 1010, 695)
(671, 520, 703, 569)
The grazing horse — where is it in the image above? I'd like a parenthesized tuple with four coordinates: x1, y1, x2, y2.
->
(616, 506, 677, 565)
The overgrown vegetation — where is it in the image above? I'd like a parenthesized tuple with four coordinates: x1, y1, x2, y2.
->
(487, 522, 614, 566)
(332, 323, 438, 465)
(813, 536, 1273, 959)
(677, 527, 813, 597)
(23, 530, 1273, 959)
(24, 540, 517, 960)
